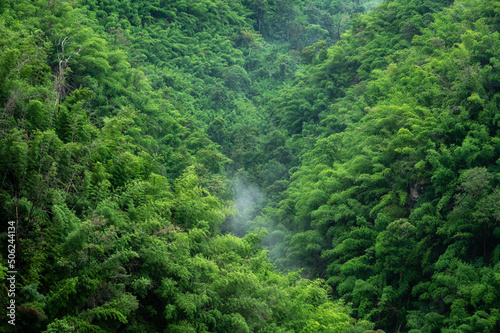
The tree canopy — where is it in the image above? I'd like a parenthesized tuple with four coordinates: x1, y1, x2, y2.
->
(2, 0, 499, 332)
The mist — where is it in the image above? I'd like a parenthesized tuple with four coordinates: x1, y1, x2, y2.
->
(226, 175, 264, 237)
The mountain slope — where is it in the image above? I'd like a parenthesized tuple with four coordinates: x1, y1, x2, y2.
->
(259, 0, 500, 331)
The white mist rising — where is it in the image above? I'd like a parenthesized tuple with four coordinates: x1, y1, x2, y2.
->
(227, 176, 264, 237)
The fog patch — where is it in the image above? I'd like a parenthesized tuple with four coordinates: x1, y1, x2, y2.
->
(226, 175, 264, 237)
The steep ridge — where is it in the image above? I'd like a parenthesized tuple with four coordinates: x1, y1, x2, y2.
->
(256, 0, 500, 331)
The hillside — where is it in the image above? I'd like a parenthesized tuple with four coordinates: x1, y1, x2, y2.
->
(257, 0, 500, 331)
(1, 0, 499, 332)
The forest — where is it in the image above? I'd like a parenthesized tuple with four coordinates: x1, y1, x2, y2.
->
(0, 0, 499, 332)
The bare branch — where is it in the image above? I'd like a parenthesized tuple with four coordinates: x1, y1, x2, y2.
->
(50, 29, 84, 119)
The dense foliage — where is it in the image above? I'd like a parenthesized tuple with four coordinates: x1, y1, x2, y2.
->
(2, 0, 499, 332)
(0, 0, 379, 332)
(253, 0, 500, 331)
